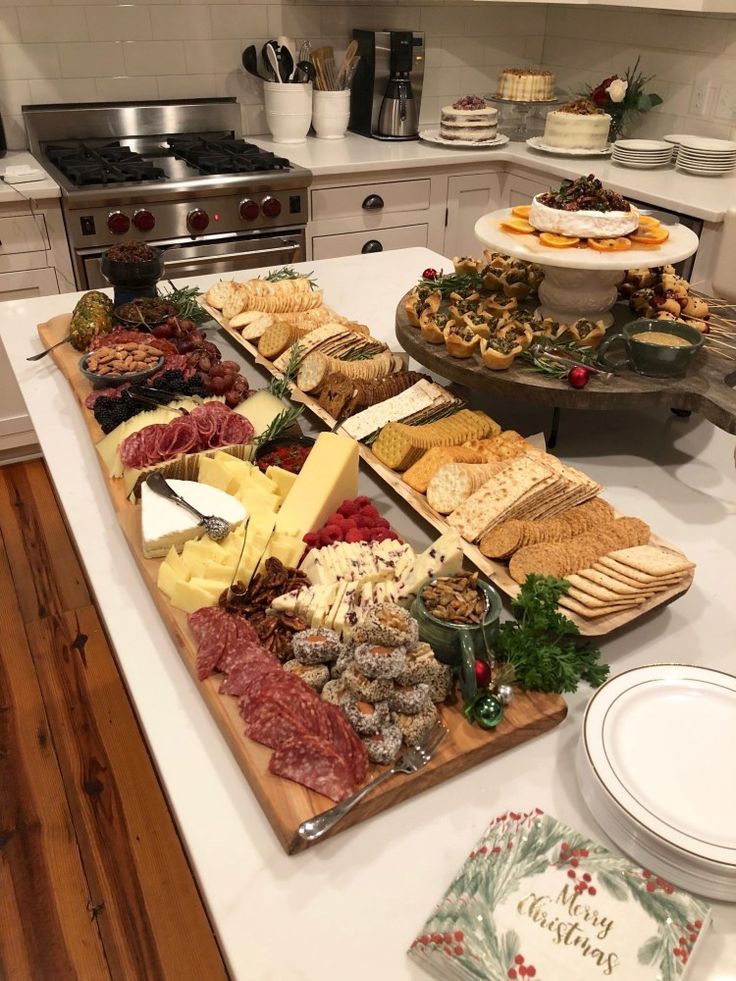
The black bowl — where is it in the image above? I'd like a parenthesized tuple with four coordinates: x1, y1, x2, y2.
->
(101, 245, 164, 289)
(79, 352, 165, 390)
(254, 435, 315, 474)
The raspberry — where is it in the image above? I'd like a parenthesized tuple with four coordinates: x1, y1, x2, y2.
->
(374, 516, 391, 529)
(360, 504, 379, 519)
(344, 528, 364, 543)
(353, 496, 371, 508)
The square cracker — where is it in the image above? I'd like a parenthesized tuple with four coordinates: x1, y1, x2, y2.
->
(559, 595, 640, 618)
(566, 585, 648, 610)
(566, 575, 654, 603)
(597, 555, 685, 585)
(573, 569, 657, 597)
(607, 544, 695, 577)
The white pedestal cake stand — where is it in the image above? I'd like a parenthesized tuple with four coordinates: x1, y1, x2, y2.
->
(475, 208, 699, 327)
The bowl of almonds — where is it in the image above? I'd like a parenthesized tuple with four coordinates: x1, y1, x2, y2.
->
(80, 341, 165, 389)
(411, 572, 502, 700)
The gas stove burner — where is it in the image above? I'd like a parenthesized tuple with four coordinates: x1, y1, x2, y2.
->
(45, 140, 166, 186)
(166, 135, 291, 175)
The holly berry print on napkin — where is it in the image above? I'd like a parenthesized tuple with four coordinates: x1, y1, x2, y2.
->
(408, 810, 710, 981)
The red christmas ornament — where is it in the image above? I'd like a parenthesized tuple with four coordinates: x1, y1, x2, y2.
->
(568, 366, 591, 389)
(474, 659, 491, 687)
(422, 267, 438, 280)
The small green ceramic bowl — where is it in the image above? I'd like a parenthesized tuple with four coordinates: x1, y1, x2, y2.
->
(410, 576, 502, 701)
(597, 318, 704, 379)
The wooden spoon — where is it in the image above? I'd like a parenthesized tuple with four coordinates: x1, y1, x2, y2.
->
(336, 40, 358, 89)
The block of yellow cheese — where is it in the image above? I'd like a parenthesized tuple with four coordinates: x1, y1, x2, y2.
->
(274, 433, 359, 540)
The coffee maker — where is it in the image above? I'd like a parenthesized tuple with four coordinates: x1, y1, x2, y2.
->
(349, 30, 425, 141)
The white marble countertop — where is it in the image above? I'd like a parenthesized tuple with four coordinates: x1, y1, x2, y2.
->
(1, 248, 735, 980)
(256, 133, 736, 223)
(0, 150, 60, 203)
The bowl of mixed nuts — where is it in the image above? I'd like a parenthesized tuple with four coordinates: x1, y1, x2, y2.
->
(80, 340, 164, 389)
(411, 572, 502, 700)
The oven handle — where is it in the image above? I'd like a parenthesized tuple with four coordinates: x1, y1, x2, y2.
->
(163, 240, 300, 270)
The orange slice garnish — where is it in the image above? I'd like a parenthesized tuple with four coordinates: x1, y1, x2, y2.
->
(501, 217, 535, 234)
(637, 215, 662, 231)
(538, 232, 580, 248)
(587, 237, 633, 252)
(629, 226, 670, 246)
(511, 205, 532, 219)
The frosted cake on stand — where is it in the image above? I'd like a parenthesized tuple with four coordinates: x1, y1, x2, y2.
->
(543, 99, 611, 150)
(497, 68, 555, 101)
(439, 97, 498, 142)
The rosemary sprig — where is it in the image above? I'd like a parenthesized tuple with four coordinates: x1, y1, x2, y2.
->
(253, 406, 304, 447)
(267, 342, 303, 400)
(419, 271, 483, 298)
(161, 284, 210, 323)
(263, 266, 319, 290)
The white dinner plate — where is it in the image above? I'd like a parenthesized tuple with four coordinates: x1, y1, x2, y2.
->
(526, 136, 612, 156)
(582, 663, 736, 869)
(614, 138, 672, 151)
(612, 160, 672, 170)
(680, 136, 736, 152)
(419, 129, 509, 149)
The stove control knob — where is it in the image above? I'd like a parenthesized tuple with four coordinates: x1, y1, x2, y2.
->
(261, 196, 282, 219)
(187, 208, 209, 234)
(133, 209, 155, 232)
(239, 198, 260, 221)
(107, 211, 130, 235)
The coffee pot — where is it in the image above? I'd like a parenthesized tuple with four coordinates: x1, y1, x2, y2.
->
(349, 30, 424, 141)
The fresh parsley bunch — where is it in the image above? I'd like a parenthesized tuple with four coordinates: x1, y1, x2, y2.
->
(495, 575, 609, 694)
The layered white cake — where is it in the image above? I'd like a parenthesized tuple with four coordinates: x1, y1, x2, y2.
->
(543, 98, 611, 150)
(497, 68, 555, 101)
(440, 97, 498, 142)
(529, 175, 639, 238)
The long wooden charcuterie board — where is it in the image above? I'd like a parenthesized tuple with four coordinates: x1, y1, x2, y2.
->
(37, 313, 567, 854)
(203, 303, 694, 638)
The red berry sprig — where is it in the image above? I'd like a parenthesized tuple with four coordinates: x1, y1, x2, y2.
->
(559, 842, 596, 895)
(641, 869, 674, 895)
(508, 952, 537, 978)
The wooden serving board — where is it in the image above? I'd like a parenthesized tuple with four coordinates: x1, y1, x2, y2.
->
(395, 296, 736, 436)
(203, 304, 694, 637)
(36, 313, 568, 854)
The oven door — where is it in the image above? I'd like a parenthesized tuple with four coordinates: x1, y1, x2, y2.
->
(78, 229, 306, 289)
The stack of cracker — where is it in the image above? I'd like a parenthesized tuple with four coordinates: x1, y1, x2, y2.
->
(559, 545, 695, 619)
(445, 448, 601, 543)
(372, 411, 500, 471)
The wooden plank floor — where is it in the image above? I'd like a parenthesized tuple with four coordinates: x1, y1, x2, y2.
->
(0, 459, 229, 981)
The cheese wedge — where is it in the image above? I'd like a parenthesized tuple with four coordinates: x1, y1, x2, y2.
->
(140, 478, 246, 559)
(234, 389, 291, 437)
(265, 465, 298, 500)
(275, 433, 359, 540)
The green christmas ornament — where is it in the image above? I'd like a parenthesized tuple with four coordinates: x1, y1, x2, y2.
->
(464, 690, 504, 730)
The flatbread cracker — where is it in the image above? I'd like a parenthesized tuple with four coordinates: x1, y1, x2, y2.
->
(559, 595, 641, 618)
(607, 544, 695, 577)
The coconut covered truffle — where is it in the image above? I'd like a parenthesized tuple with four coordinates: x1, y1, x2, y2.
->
(322, 677, 350, 705)
(362, 723, 403, 765)
(283, 659, 330, 692)
(395, 642, 454, 703)
(389, 681, 432, 715)
(291, 627, 343, 665)
(395, 703, 439, 745)
(343, 664, 394, 702)
(357, 603, 420, 648)
(343, 698, 390, 736)
(353, 642, 407, 680)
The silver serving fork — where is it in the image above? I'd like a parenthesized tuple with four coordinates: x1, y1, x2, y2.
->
(297, 721, 448, 842)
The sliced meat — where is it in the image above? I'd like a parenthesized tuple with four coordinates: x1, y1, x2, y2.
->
(239, 672, 324, 737)
(189, 607, 234, 680)
(219, 413, 254, 447)
(243, 699, 311, 749)
(269, 734, 357, 802)
(320, 702, 369, 785)
(219, 656, 281, 696)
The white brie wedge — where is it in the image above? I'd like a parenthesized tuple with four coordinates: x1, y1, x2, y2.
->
(141, 479, 247, 559)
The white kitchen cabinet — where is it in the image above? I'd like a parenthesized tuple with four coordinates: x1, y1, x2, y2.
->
(444, 172, 503, 259)
(502, 171, 552, 210)
(0, 198, 72, 461)
(313, 223, 429, 260)
(307, 170, 446, 261)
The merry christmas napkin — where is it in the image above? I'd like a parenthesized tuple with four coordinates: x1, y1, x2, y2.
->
(408, 809, 711, 981)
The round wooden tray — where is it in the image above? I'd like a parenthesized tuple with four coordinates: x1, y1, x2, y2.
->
(395, 294, 736, 435)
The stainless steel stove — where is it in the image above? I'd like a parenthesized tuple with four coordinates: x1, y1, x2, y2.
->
(23, 98, 312, 289)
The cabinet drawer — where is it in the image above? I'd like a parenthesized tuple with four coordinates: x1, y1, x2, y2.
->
(0, 268, 59, 301)
(0, 214, 49, 255)
(311, 179, 431, 222)
(312, 223, 428, 261)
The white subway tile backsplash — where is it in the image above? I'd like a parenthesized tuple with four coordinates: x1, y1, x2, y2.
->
(151, 5, 213, 41)
(0, 0, 732, 152)
(209, 5, 268, 40)
(95, 74, 158, 100)
(0, 42, 60, 79)
(19, 5, 86, 43)
(122, 39, 186, 75)
(86, 5, 152, 42)
(59, 41, 124, 78)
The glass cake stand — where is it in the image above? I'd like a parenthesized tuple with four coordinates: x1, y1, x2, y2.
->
(475, 207, 699, 327)
(487, 95, 560, 142)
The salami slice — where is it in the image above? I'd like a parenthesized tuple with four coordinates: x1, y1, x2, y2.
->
(219, 656, 281, 696)
(189, 607, 234, 680)
(269, 734, 356, 802)
(243, 699, 311, 749)
(320, 702, 369, 785)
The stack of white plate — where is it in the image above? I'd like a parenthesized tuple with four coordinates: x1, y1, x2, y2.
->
(577, 663, 736, 901)
(611, 139, 673, 169)
(676, 136, 736, 176)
